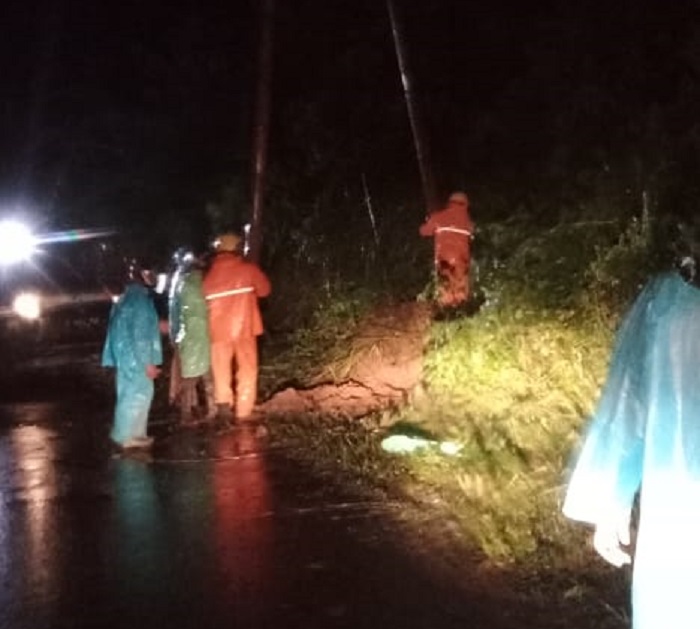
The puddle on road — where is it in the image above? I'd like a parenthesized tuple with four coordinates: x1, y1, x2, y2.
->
(0, 412, 401, 525)
(0, 403, 63, 427)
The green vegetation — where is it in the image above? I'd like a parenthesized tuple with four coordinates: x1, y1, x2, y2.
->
(403, 210, 660, 564)
(264, 200, 676, 574)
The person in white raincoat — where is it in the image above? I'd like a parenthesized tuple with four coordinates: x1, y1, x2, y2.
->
(563, 264, 700, 629)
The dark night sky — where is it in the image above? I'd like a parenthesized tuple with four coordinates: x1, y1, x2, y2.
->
(1, 0, 699, 242)
(1, 0, 257, 231)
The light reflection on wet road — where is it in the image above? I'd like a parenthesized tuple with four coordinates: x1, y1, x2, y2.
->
(0, 351, 513, 629)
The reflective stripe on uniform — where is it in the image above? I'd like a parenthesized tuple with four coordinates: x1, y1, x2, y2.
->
(435, 226, 473, 237)
(205, 286, 255, 300)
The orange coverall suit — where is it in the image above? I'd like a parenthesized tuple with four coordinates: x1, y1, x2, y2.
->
(419, 200, 474, 306)
(202, 253, 271, 420)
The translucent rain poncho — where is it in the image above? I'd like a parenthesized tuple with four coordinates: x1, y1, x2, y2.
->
(168, 269, 210, 379)
(102, 282, 162, 445)
(563, 271, 700, 629)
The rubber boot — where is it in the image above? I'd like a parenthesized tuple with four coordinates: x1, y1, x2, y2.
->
(179, 378, 197, 427)
(215, 403, 234, 432)
(203, 371, 218, 423)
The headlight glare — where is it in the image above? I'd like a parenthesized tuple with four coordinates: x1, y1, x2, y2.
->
(13, 292, 41, 320)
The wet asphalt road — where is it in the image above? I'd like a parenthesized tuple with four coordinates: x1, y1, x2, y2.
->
(0, 343, 515, 629)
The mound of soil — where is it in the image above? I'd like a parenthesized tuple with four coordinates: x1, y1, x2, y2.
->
(259, 301, 432, 418)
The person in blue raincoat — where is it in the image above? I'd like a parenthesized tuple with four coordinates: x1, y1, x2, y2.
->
(563, 258, 700, 629)
(102, 258, 163, 449)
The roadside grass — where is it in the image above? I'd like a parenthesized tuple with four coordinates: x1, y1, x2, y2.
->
(399, 311, 610, 563)
(267, 414, 412, 493)
(263, 209, 661, 586)
(266, 306, 613, 563)
(396, 207, 658, 567)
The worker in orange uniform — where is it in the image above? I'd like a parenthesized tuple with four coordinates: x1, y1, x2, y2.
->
(202, 232, 271, 426)
(419, 191, 475, 308)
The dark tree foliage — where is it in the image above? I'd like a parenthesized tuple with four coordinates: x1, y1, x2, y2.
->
(1, 0, 700, 267)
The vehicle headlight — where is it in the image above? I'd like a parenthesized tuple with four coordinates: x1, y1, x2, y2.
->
(0, 220, 36, 266)
(12, 292, 41, 320)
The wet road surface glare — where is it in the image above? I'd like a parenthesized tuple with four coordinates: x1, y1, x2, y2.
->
(0, 345, 513, 628)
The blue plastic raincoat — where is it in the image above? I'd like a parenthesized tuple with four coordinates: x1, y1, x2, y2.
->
(102, 282, 162, 445)
(563, 271, 700, 629)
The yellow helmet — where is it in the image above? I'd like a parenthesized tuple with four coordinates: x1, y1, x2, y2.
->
(214, 232, 241, 252)
(448, 191, 469, 206)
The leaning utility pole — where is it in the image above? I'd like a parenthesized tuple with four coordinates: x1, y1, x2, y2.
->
(249, 0, 275, 263)
(386, 0, 438, 213)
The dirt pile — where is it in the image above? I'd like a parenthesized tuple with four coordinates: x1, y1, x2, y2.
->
(258, 301, 432, 418)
